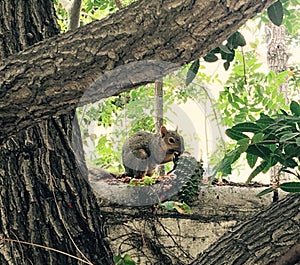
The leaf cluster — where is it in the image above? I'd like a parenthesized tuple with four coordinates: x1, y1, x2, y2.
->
(114, 254, 136, 265)
(186, 31, 246, 85)
(203, 31, 246, 70)
(218, 51, 289, 127)
(84, 0, 116, 12)
(216, 101, 300, 194)
(160, 201, 191, 214)
(259, 0, 300, 42)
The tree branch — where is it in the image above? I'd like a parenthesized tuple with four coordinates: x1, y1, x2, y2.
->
(68, 0, 82, 30)
(0, 0, 275, 144)
(191, 193, 300, 264)
(114, 0, 123, 9)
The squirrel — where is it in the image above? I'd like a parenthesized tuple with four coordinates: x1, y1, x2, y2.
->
(122, 126, 185, 178)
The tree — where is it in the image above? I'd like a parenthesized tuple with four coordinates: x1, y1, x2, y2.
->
(191, 192, 300, 265)
(0, 0, 282, 264)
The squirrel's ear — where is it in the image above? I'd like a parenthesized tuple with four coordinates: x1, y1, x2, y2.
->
(160, 126, 167, 137)
(175, 126, 178, 132)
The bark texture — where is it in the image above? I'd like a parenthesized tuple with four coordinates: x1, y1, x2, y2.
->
(0, 1, 113, 264)
(0, 0, 275, 144)
(154, 79, 165, 176)
(0, 116, 112, 264)
(68, 0, 82, 30)
(266, 23, 290, 201)
(191, 194, 300, 265)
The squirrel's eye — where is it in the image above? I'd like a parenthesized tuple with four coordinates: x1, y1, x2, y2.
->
(168, 137, 175, 144)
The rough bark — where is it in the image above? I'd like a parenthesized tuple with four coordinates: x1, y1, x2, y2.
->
(0, 1, 113, 264)
(68, 0, 82, 30)
(154, 79, 165, 176)
(0, 0, 275, 144)
(191, 193, 300, 265)
(100, 186, 282, 265)
(265, 23, 290, 201)
(0, 115, 112, 265)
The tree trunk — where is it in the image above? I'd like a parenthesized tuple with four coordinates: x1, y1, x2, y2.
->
(265, 23, 290, 201)
(0, 1, 113, 264)
(154, 79, 165, 176)
(191, 193, 300, 265)
(0, 0, 275, 144)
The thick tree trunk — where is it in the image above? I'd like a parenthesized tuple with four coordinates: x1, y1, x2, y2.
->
(0, 0, 275, 144)
(191, 193, 300, 265)
(0, 1, 113, 264)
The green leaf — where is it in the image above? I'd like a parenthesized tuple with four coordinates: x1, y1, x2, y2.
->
(285, 19, 293, 34)
(227, 31, 246, 48)
(279, 132, 300, 142)
(274, 125, 294, 134)
(123, 254, 136, 265)
(114, 255, 122, 264)
(257, 113, 275, 126)
(203, 53, 218, 62)
(246, 161, 270, 183)
(234, 113, 247, 123)
(296, 137, 300, 147)
(283, 144, 300, 157)
(252, 133, 265, 143)
(223, 61, 230, 71)
(256, 187, 274, 197)
(186, 59, 200, 86)
(284, 158, 298, 168)
(232, 122, 261, 133)
(247, 153, 258, 168)
(161, 201, 175, 211)
(238, 138, 250, 152)
(290, 101, 300, 117)
(219, 44, 232, 54)
(247, 144, 271, 160)
(174, 202, 191, 214)
(279, 182, 300, 193)
(215, 149, 241, 176)
(267, 0, 284, 26)
(226, 128, 249, 141)
(235, 31, 246, 47)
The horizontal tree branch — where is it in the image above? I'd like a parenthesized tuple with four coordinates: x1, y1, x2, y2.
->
(0, 0, 274, 144)
(191, 193, 300, 264)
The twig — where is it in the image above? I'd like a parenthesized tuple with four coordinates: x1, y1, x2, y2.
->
(0, 238, 93, 265)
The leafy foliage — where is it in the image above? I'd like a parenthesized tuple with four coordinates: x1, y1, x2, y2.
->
(91, 86, 157, 172)
(204, 31, 246, 70)
(217, 51, 289, 127)
(186, 59, 200, 86)
(186, 31, 246, 84)
(54, 0, 69, 32)
(54, 0, 126, 32)
(114, 254, 136, 265)
(160, 201, 191, 214)
(129, 176, 157, 186)
(216, 101, 300, 194)
(259, 0, 300, 42)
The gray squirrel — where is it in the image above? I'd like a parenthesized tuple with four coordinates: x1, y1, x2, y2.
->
(122, 126, 185, 178)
